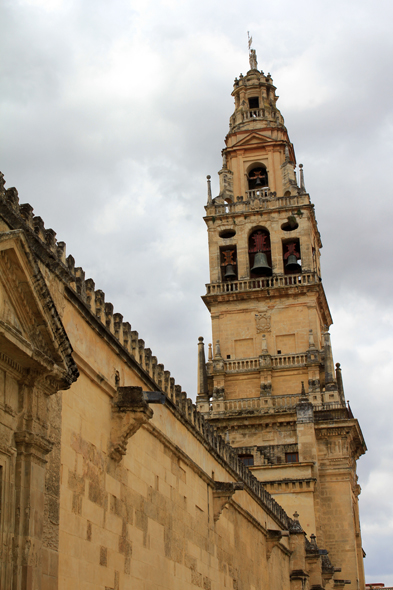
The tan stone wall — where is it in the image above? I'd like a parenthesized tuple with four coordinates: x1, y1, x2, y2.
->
(55, 298, 294, 589)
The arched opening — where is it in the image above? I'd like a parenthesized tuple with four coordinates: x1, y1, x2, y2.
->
(248, 228, 272, 277)
(283, 239, 302, 275)
(248, 166, 268, 191)
(220, 246, 237, 281)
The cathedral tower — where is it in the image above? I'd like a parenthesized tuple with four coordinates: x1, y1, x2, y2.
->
(197, 47, 366, 588)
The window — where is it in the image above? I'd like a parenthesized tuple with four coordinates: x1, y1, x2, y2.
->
(285, 453, 299, 463)
(238, 454, 254, 467)
(248, 97, 259, 109)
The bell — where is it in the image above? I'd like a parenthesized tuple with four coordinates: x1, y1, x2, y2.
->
(255, 176, 262, 186)
(285, 254, 302, 273)
(251, 252, 272, 276)
(223, 264, 236, 280)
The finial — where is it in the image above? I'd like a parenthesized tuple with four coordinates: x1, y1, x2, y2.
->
(247, 31, 258, 70)
(208, 343, 213, 361)
(206, 175, 212, 205)
(215, 339, 222, 358)
(299, 163, 306, 192)
(301, 381, 306, 395)
(293, 511, 299, 520)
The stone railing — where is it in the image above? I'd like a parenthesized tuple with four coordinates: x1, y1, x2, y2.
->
(225, 357, 261, 372)
(210, 396, 349, 417)
(207, 192, 310, 217)
(205, 272, 320, 296)
(243, 108, 265, 120)
(224, 353, 307, 373)
(245, 189, 270, 199)
(272, 353, 307, 368)
(212, 394, 300, 414)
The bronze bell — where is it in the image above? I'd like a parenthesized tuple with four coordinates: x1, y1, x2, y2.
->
(285, 254, 302, 273)
(223, 264, 236, 280)
(251, 252, 272, 276)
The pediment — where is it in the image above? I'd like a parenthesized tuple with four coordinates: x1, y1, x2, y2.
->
(231, 132, 276, 149)
(0, 230, 78, 391)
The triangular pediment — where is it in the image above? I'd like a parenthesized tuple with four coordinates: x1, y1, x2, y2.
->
(0, 230, 78, 390)
(231, 132, 276, 149)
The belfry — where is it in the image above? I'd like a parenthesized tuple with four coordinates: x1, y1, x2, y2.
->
(197, 46, 367, 586)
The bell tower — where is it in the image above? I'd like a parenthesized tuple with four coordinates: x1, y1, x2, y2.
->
(197, 46, 367, 588)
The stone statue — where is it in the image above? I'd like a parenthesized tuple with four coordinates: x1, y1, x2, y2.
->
(249, 49, 258, 70)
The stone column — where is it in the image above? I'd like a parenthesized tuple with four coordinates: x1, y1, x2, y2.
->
(13, 428, 53, 589)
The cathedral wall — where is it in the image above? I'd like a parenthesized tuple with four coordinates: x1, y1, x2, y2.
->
(57, 297, 294, 590)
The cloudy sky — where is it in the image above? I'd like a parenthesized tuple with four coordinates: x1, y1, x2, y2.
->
(1, 0, 392, 582)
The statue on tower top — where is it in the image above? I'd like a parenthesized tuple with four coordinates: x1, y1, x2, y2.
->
(248, 31, 258, 70)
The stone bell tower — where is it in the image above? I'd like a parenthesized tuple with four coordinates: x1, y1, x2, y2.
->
(197, 46, 367, 588)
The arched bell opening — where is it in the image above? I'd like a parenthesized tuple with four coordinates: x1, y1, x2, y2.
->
(283, 238, 302, 275)
(248, 228, 272, 277)
(220, 246, 237, 281)
(248, 165, 269, 191)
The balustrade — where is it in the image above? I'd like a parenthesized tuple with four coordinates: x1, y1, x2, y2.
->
(246, 189, 270, 199)
(272, 353, 307, 368)
(225, 358, 260, 372)
(242, 108, 265, 120)
(210, 396, 348, 417)
(210, 192, 309, 217)
(205, 272, 319, 295)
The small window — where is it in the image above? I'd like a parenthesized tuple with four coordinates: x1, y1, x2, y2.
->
(219, 229, 236, 239)
(238, 454, 254, 467)
(285, 453, 299, 463)
(226, 355, 231, 359)
(248, 97, 259, 109)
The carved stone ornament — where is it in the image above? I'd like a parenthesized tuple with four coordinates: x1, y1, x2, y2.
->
(255, 311, 271, 333)
(213, 481, 244, 521)
(110, 386, 153, 462)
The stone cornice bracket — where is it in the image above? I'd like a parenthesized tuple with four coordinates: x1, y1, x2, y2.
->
(266, 529, 284, 559)
(213, 481, 244, 521)
(333, 580, 351, 589)
(14, 430, 53, 466)
(110, 386, 153, 462)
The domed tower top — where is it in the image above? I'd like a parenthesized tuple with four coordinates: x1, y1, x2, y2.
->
(230, 56, 286, 133)
(217, 44, 297, 202)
